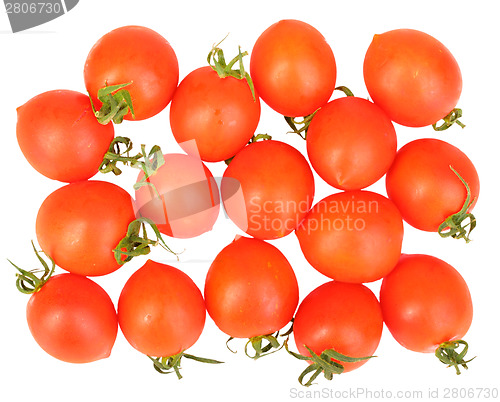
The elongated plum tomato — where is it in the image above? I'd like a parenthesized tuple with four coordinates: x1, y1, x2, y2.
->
(250, 19, 336, 117)
(295, 190, 404, 283)
(385, 138, 479, 235)
(221, 140, 315, 240)
(118, 259, 206, 358)
(293, 281, 383, 373)
(204, 236, 299, 339)
(307, 96, 397, 190)
(134, 153, 220, 238)
(170, 66, 261, 162)
(363, 29, 462, 127)
(27, 273, 118, 363)
(36, 180, 136, 276)
(84, 25, 179, 121)
(16, 90, 114, 183)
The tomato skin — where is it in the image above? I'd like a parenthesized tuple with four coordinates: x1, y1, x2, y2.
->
(84, 25, 179, 121)
(204, 236, 299, 339)
(385, 138, 479, 232)
(26, 273, 118, 363)
(221, 140, 315, 239)
(295, 190, 404, 283)
(363, 29, 462, 127)
(134, 153, 220, 238)
(118, 260, 206, 357)
(293, 281, 383, 373)
(380, 254, 473, 353)
(250, 19, 336, 117)
(307, 96, 397, 190)
(36, 180, 136, 276)
(170, 66, 261, 162)
(16, 90, 114, 183)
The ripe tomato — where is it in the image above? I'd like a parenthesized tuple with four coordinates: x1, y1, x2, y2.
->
(293, 281, 383, 374)
(16, 90, 114, 183)
(221, 140, 315, 239)
(363, 29, 462, 127)
(26, 273, 118, 363)
(134, 153, 220, 238)
(170, 66, 261, 162)
(385, 138, 479, 238)
(306, 96, 397, 190)
(84, 25, 179, 121)
(118, 259, 206, 358)
(250, 19, 336, 117)
(295, 190, 403, 283)
(204, 236, 299, 339)
(36, 180, 136, 276)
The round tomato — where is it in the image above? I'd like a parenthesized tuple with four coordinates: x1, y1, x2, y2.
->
(295, 190, 404, 283)
(36, 180, 136, 276)
(293, 281, 383, 375)
(363, 29, 462, 127)
(118, 259, 206, 358)
(221, 140, 315, 239)
(16, 90, 114, 183)
(307, 96, 397, 190)
(84, 25, 179, 121)
(26, 273, 118, 363)
(204, 236, 299, 339)
(385, 138, 479, 238)
(134, 153, 220, 238)
(170, 66, 261, 162)
(250, 19, 336, 117)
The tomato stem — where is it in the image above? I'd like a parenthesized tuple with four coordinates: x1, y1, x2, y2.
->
(334, 85, 355, 97)
(224, 133, 272, 165)
(284, 111, 319, 140)
(89, 82, 135, 125)
(148, 351, 224, 379)
(435, 340, 475, 374)
(433, 108, 465, 131)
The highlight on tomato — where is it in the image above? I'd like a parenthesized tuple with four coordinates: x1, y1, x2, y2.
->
(204, 236, 299, 359)
(379, 254, 474, 374)
(385, 138, 479, 242)
(363, 28, 463, 129)
(286, 281, 383, 386)
(16, 90, 114, 183)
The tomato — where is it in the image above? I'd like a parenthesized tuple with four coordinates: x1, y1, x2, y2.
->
(385, 138, 479, 238)
(26, 273, 118, 363)
(306, 96, 397, 190)
(16, 90, 114, 183)
(36, 180, 136, 276)
(250, 19, 336, 117)
(295, 190, 403, 283)
(293, 281, 383, 374)
(134, 153, 220, 238)
(84, 25, 179, 121)
(170, 66, 261, 162)
(204, 236, 299, 339)
(118, 259, 206, 358)
(221, 140, 315, 239)
(363, 29, 462, 127)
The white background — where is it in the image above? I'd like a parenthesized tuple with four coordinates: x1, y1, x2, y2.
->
(1, 0, 499, 401)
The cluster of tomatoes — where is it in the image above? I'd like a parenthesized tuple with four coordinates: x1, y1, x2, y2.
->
(13, 20, 479, 386)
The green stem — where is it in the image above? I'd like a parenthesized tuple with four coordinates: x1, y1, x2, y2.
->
(148, 351, 223, 379)
(89, 82, 135, 125)
(435, 340, 475, 374)
(284, 111, 318, 140)
(433, 108, 465, 131)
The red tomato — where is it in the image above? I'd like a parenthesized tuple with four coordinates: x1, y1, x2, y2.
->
(380, 254, 473, 353)
(170, 66, 261, 162)
(118, 259, 206, 358)
(26, 273, 118, 363)
(221, 140, 315, 239)
(84, 25, 179, 121)
(16, 90, 114, 183)
(385, 138, 479, 235)
(307, 96, 397, 190)
(250, 19, 336, 117)
(36, 180, 136, 276)
(295, 190, 404, 283)
(293, 281, 383, 373)
(204, 236, 299, 339)
(363, 29, 462, 127)
(134, 153, 220, 238)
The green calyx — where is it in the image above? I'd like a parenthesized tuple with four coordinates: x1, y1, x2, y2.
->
(148, 351, 223, 380)
(433, 108, 465, 131)
(435, 340, 475, 375)
(89, 82, 135, 125)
